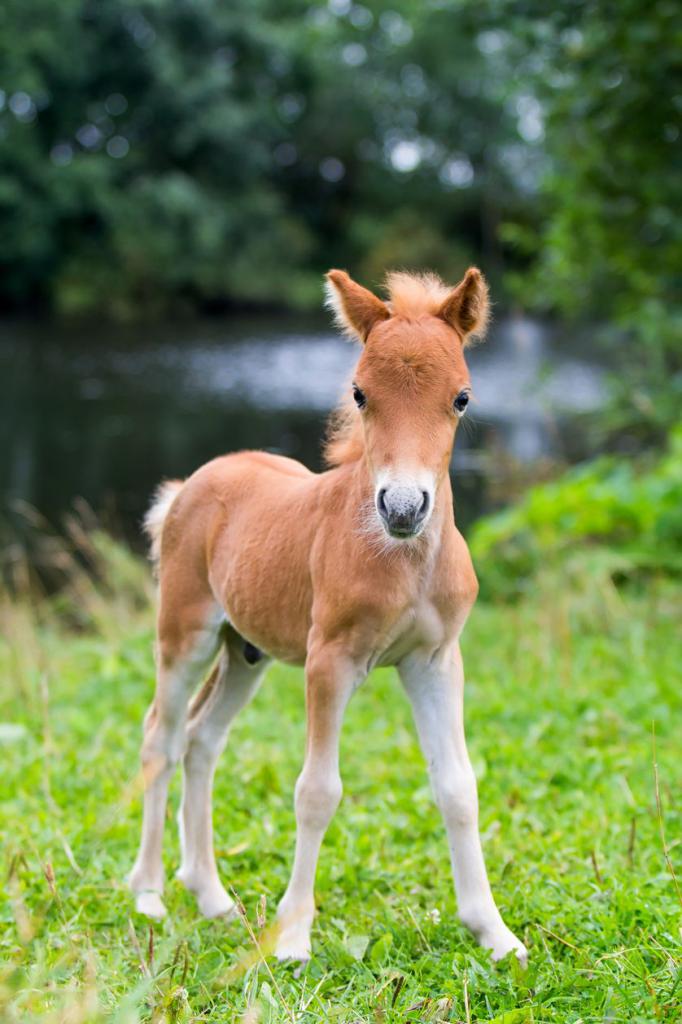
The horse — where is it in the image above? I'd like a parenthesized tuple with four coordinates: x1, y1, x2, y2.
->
(129, 266, 527, 965)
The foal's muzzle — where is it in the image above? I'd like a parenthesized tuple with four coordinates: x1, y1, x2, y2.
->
(377, 484, 430, 539)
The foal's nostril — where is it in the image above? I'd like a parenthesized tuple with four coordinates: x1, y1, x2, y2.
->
(377, 488, 388, 517)
(418, 491, 430, 519)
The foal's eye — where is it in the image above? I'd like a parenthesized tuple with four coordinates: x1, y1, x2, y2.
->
(453, 390, 470, 415)
(352, 384, 366, 409)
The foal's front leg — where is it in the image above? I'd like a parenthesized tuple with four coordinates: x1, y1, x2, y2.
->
(276, 645, 358, 961)
(399, 645, 527, 963)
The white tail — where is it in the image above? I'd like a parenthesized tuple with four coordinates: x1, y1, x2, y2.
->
(143, 480, 184, 569)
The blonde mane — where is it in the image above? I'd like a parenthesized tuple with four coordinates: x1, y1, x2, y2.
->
(324, 270, 453, 468)
(384, 270, 452, 318)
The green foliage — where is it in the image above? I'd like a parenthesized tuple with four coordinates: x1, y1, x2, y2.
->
(2, 0, 679, 463)
(499, 0, 682, 443)
(471, 422, 682, 597)
(2, 0, 678, 461)
(0, 0, 526, 317)
(1, 535, 680, 1021)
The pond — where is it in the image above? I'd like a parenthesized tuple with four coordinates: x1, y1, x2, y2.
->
(1, 313, 606, 548)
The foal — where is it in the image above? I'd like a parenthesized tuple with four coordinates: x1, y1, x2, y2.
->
(129, 267, 527, 964)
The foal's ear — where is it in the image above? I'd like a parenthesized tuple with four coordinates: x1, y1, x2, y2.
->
(325, 270, 390, 342)
(438, 267, 490, 344)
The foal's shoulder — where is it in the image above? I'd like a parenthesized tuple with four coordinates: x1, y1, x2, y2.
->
(432, 524, 479, 610)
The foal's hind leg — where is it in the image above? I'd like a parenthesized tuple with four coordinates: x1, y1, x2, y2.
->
(129, 600, 223, 919)
(176, 634, 267, 918)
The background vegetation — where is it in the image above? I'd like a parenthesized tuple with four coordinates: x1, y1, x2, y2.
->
(2, 0, 679, 441)
(0, 0, 526, 316)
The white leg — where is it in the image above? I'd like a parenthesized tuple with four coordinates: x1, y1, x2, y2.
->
(129, 612, 221, 919)
(276, 648, 357, 961)
(399, 645, 527, 963)
(177, 643, 266, 918)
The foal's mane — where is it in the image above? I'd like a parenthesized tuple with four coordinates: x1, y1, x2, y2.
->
(384, 270, 452, 318)
(324, 271, 452, 468)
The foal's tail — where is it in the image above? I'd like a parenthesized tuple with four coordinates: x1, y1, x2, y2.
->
(143, 479, 184, 570)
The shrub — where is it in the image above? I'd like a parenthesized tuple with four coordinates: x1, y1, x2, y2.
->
(471, 423, 682, 598)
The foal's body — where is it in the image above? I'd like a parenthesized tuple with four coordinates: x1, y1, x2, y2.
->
(174, 450, 472, 666)
(130, 268, 527, 964)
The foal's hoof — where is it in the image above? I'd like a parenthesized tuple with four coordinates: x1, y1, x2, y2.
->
(197, 887, 237, 920)
(274, 927, 311, 965)
(134, 890, 167, 919)
(275, 950, 310, 980)
(176, 868, 236, 920)
(488, 928, 528, 966)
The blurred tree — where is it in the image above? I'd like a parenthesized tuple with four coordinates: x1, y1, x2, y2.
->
(0, 0, 678, 458)
(499, 0, 682, 444)
(0, 0, 528, 316)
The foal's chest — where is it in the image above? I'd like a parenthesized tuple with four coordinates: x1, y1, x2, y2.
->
(371, 538, 474, 667)
(374, 596, 447, 667)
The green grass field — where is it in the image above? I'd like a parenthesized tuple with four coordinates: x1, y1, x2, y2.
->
(1, 538, 680, 1023)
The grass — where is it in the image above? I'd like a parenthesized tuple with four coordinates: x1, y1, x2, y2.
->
(0, 530, 680, 1023)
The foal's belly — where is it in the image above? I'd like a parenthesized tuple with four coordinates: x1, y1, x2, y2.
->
(212, 523, 314, 666)
(219, 555, 312, 666)
(226, 605, 309, 666)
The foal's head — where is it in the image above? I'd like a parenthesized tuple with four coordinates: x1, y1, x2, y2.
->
(325, 267, 489, 541)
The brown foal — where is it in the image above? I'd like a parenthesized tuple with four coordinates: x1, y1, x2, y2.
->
(129, 267, 527, 964)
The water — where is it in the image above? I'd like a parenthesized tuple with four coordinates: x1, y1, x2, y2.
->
(1, 313, 606, 546)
